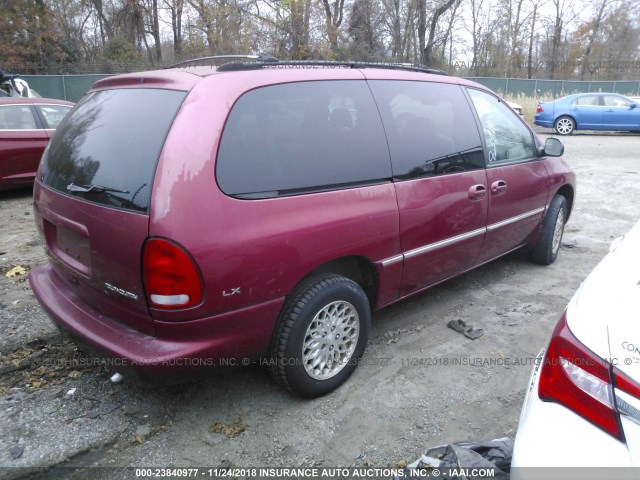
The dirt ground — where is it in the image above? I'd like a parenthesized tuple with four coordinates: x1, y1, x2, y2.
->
(1, 131, 639, 479)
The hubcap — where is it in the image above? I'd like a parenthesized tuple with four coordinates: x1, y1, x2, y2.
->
(552, 208, 565, 254)
(302, 300, 360, 380)
(556, 119, 573, 135)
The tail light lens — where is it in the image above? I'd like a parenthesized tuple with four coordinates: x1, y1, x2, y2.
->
(537, 104, 544, 113)
(143, 238, 204, 309)
(538, 312, 624, 441)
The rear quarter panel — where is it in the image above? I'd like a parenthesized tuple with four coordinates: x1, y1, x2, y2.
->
(0, 130, 48, 188)
(149, 70, 402, 323)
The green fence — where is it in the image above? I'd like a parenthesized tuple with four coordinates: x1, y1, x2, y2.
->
(21, 74, 110, 102)
(17, 74, 640, 102)
(464, 77, 640, 98)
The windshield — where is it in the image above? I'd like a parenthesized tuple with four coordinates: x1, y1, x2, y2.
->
(41, 88, 187, 214)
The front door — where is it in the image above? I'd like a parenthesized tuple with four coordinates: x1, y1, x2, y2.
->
(602, 95, 640, 130)
(466, 88, 550, 265)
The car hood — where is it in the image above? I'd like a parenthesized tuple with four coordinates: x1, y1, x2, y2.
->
(566, 220, 640, 380)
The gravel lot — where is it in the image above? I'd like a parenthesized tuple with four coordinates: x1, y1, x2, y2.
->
(1, 131, 639, 479)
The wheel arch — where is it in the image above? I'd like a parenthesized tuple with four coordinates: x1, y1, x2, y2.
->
(292, 256, 379, 310)
(555, 184, 575, 221)
(555, 114, 578, 131)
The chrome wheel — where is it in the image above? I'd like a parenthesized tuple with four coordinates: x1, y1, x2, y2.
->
(555, 117, 574, 135)
(551, 207, 565, 255)
(302, 300, 360, 380)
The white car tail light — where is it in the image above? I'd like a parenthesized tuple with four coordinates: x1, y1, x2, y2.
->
(538, 312, 624, 441)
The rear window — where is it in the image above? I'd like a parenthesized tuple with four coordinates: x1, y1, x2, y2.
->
(216, 80, 392, 198)
(42, 88, 187, 214)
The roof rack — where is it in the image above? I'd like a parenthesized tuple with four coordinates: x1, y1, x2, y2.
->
(217, 59, 447, 75)
(164, 54, 278, 69)
(165, 55, 447, 76)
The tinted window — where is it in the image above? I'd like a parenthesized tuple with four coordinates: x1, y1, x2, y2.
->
(368, 81, 484, 179)
(216, 81, 391, 198)
(572, 95, 601, 106)
(467, 88, 537, 164)
(42, 89, 186, 214)
(0, 105, 37, 129)
(37, 105, 72, 129)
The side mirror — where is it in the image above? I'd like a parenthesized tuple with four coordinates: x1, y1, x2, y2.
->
(630, 103, 637, 109)
(543, 137, 564, 157)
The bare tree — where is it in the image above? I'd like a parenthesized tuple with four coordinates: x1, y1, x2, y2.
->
(526, 0, 545, 79)
(579, 0, 609, 79)
(321, 0, 346, 51)
(164, 0, 185, 58)
(442, 0, 463, 65)
(290, 0, 312, 58)
(418, 0, 457, 66)
(466, 0, 498, 75)
(380, 0, 403, 59)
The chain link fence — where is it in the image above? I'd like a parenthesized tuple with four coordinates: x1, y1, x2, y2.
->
(21, 75, 110, 102)
(17, 74, 640, 103)
(465, 77, 640, 98)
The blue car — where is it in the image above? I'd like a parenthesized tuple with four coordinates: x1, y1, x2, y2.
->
(535, 92, 640, 135)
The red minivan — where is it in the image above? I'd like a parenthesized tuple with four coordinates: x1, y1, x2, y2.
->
(29, 58, 575, 398)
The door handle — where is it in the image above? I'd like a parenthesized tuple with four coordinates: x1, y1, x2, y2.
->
(468, 184, 486, 201)
(491, 180, 507, 196)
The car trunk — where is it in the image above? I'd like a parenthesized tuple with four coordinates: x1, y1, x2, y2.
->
(34, 187, 155, 334)
(33, 87, 188, 335)
(568, 221, 640, 454)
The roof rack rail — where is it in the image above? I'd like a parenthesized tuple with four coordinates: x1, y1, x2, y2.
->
(217, 59, 447, 75)
(164, 54, 278, 69)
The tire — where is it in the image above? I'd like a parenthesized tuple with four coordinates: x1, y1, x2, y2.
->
(554, 116, 575, 135)
(268, 274, 371, 398)
(529, 195, 567, 265)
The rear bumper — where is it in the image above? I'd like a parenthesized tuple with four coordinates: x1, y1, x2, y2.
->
(29, 265, 283, 383)
(533, 116, 553, 128)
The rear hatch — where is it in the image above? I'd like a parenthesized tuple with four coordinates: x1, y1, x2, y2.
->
(567, 220, 640, 452)
(34, 87, 188, 335)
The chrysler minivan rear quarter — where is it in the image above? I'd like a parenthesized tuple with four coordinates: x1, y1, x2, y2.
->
(29, 59, 575, 398)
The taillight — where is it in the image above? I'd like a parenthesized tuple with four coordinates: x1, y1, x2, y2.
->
(538, 312, 624, 441)
(537, 104, 544, 113)
(143, 238, 204, 309)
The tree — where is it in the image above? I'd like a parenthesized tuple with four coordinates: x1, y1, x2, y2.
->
(321, 0, 346, 51)
(466, 0, 498, 75)
(579, 0, 609, 79)
(0, 0, 68, 72)
(349, 0, 384, 59)
(418, 0, 457, 66)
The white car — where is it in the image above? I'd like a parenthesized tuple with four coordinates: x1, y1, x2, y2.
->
(512, 220, 640, 475)
(0, 77, 41, 98)
(507, 101, 524, 117)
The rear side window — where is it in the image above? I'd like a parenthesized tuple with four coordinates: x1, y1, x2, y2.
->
(42, 89, 186, 214)
(368, 81, 484, 179)
(216, 80, 391, 198)
(572, 95, 601, 106)
(36, 105, 72, 129)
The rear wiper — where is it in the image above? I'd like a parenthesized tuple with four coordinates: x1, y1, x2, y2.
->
(67, 183, 129, 194)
